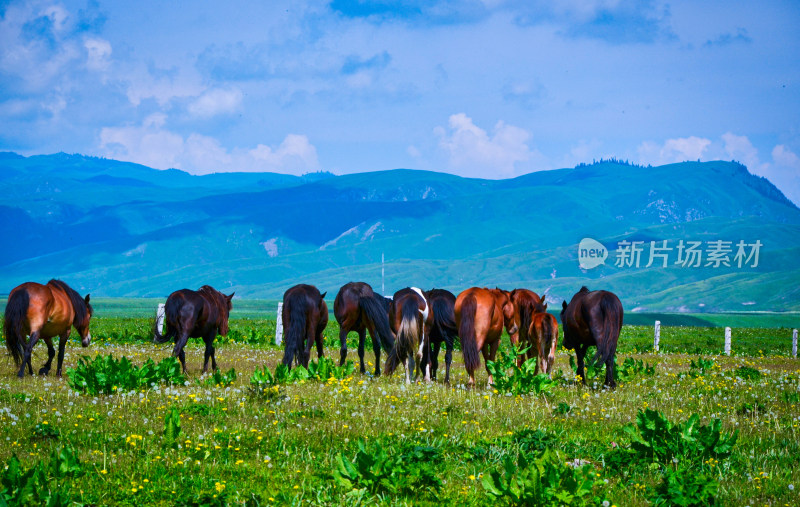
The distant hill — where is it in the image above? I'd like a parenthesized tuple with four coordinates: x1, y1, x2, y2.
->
(1, 152, 798, 312)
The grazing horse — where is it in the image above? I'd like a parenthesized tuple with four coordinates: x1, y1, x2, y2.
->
(455, 287, 519, 386)
(529, 307, 559, 375)
(509, 289, 547, 366)
(4, 280, 93, 378)
(153, 285, 234, 374)
(561, 286, 623, 389)
(281, 284, 328, 369)
(421, 289, 457, 384)
(334, 282, 395, 376)
(384, 287, 432, 383)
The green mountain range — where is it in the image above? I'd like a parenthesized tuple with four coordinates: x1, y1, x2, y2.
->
(1, 152, 798, 312)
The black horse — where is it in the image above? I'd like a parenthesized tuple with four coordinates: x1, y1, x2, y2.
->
(561, 286, 623, 389)
(281, 284, 328, 369)
(421, 289, 457, 384)
(154, 285, 234, 374)
(333, 282, 395, 376)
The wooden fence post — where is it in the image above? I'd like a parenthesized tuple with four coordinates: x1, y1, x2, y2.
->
(156, 303, 166, 335)
(724, 327, 731, 356)
(275, 302, 284, 345)
(792, 329, 797, 358)
(654, 320, 661, 352)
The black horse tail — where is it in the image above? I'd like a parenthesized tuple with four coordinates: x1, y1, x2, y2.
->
(281, 293, 309, 369)
(4, 290, 29, 366)
(431, 296, 457, 341)
(593, 295, 623, 365)
(360, 294, 395, 352)
(459, 294, 480, 373)
(384, 301, 419, 376)
(153, 299, 179, 344)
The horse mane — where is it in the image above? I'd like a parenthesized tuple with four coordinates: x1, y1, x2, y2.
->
(47, 279, 91, 325)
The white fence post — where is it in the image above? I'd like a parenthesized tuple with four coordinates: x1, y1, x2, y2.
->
(156, 303, 166, 335)
(724, 327, 731, 356)
(654, 320, 661, 352)
(792, 329, 797, 358)
(275, 302, 284, 345)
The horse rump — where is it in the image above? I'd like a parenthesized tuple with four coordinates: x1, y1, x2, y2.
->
(3, 289, 29, 366)
(592, 293, 624, 366)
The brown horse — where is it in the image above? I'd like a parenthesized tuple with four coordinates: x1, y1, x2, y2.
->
(561, 286, 623, 389)
(422, 288, 457, 384)
(153, 285, 234, 374)
(281, 284, 328, 369)
(4, 280, 93, 378)
(529, 308, 559, 375)
(334, 282, 395, 376)
(509, 288, 547, 366)
(455, 287, 519, 386)
(384, 287, 432, 383)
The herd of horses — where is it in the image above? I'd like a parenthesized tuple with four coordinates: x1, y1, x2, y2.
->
(3, 279, 624, 388)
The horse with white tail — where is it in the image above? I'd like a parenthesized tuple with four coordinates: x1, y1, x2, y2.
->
(383, 287, 432, 383)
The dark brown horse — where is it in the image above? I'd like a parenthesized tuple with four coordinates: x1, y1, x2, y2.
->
(509, 289, 547, 366)
(561, 286, 623, 388)
(334, 282, 395, 376)
(529, 308, 559, 376)
(281, 284, 328, 369)
(384, 287, 432, 383)
(421, 288, 457, 384)
(455, 287, 519, 386)
(4, 280, 93, 378)
(153, 285, 233, 374)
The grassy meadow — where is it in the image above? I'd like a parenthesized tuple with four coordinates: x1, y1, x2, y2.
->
(0, 314, 798, 506)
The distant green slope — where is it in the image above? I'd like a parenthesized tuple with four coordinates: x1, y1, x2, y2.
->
(1, 154, 798, 311)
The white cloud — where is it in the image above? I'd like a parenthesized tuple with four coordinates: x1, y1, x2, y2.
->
(188, 88, 243, 117)
(435, 113, 534, 177)
(637, 136, 711, 165)
(721, 131, 768, 174)
(84, 38, 112, 71)
(98, 116, 318, 175)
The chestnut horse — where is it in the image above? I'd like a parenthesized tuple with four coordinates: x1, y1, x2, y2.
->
(561, 286, 623, 389)
(509, 289, 547, 366)
(422, 288, 457, 384)
(153, 285, 234, 374)
(455, 287, 518, 386)
(4, 280, 93, 378)
(281, 284, 328, 369)
(529, 308, 559, 375)
(334, 282, 395, 376)
(384, 287, 432, 383)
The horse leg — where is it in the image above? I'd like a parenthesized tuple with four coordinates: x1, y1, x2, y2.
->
(481, 345, 494, 387)
(18, 331, 40, 378)
(576, 344, 588, 386)
(56, 333, 69, 378)
(444, 332, 453, 385)
(430, 339, 441, 381)
(605, 356, 617, 389)
(202, 334, 217, 373)
(338, 326, 349, 367)
(38, 336, 56, 376)
(178, 348, 188, 375)
(357, 328, 367, 374)
(370, 331, 381, 377)
(315, 330, 324, 361)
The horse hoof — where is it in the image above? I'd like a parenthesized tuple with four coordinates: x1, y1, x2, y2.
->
(37, 368, 49, 376)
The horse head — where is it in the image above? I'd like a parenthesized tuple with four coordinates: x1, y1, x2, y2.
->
(495, 289, 519, 337)
(219, 292, 234, 336)
(78, 294, 93, 347)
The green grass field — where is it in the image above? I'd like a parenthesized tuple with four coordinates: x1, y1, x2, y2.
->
(0, 315, 798, 506)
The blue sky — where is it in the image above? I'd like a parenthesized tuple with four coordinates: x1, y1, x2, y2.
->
(1, 0, 799, 204)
